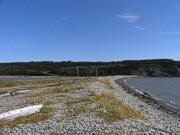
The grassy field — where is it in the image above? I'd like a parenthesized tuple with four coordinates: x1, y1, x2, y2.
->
(1, 107, 56, 128)
(98, 79, 115, 90)
(0, 78, 87, 94)
(65, 90, 144, 123)
(0, 77, 144, 129)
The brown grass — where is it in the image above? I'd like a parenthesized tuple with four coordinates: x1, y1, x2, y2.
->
(1, 113, 52, 128)
(98, 80, 115, 90)
(0, 80, 63, 88)
(42, 100, 56, 106)
(66, 91, 144, 123)
(1, 107, 55, 128)
(0, 77, 94, 95)
(0, 80, 63, 94)
(0, 78, 87, 94)
(25, 85, 84, 99)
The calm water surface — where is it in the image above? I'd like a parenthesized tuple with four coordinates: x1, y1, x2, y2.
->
(126, 77, 180, 114)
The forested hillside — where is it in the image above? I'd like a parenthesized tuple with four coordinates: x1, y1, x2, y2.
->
(0, 59, 180, 77)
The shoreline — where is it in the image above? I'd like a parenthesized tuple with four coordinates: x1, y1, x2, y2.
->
(0, 76, 179, 134)
(115, 77, 180, 115)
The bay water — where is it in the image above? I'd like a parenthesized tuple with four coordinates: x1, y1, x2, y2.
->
(126, 77, 180, 114)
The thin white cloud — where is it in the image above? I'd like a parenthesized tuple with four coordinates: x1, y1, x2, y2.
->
(50, 14, 75, 28)
(117, 13, 140, 23)
(134, 26, 145, 31)
(162, 32, 180, 36)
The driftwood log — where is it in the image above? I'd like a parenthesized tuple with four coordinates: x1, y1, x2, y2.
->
(0, 90, 30, 98)
(0, 105, 43, 121)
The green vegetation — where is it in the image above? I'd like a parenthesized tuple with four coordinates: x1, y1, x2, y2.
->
(0, 59, 180, 77)
(98, 80, 115, 90)
(25, 85, 84, 99)
(1, 113, 52, 128)
(0, 78, 87, 94)
(42, 100, 56, 106)
(66, 92, 144, 123)
(1, 107, 55, 128)
(0, 79, 64, 88)
(40, 107, 56, 113)
(0, 78, 89, 129)
(0, 79, 65, 94)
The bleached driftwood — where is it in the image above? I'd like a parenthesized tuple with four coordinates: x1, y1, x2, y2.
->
(0, 93, 10, 98)
(0, 90, 30, 98)
(0, 105, 43, 121)
(15, 90, 31, 94)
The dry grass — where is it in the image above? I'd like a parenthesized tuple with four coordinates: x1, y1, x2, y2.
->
(1, 113, 52, 128)
(42, 100, 56, 106)
(0, 80, 63, 88)
(66, 91, 144, 123)
(25, 85, 84, 99)
(16, 99, 57, 108)
(66, 99, 82, 106)
(0, 77, 94, 130)
(1, 107, 55, 128)
(0, 77, 94, 95)
(98, 80, 115, 90)
(0, 78, 86, 94)
(0, 80, 63, 94)
(40, 107, 56, 113)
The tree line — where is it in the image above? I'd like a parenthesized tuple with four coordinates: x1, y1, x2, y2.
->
(0, 59, 180, 77)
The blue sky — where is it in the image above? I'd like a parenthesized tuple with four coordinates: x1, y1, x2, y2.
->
(0, 0, 180, 62)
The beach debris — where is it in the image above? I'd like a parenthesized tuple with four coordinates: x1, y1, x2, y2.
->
(0, 90, 31, 98)
(143, 92, 151, 97)
(0, 93, 10, 98)
(134, 89, 144, 95)
(0, 105, 43, 122)
(13, 90, 31, 95)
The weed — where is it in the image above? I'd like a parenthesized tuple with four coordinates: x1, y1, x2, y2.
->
(1, 113, 51, 128)
(66, 91, 144, 123)
(1, 107, 55, 128)
(40, 107, 56, 113)
(98, 80, 115, 90)
(42, 100, 56, 106)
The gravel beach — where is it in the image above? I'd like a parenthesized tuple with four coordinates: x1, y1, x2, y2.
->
(0, 76, 179, 135)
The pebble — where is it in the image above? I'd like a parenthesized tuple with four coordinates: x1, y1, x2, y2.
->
(0, 76, 179, 135)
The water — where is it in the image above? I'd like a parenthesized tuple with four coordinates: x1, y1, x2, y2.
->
(126, 77, 180, 114)
(0, 77, 58, 81)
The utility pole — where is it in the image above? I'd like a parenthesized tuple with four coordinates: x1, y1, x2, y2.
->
(96, 67, 98, 77)
(77, 66, 79, 78)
